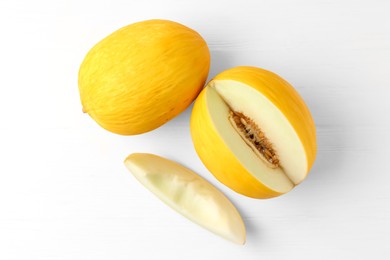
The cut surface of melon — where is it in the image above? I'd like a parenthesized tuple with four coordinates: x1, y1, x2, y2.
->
(206, 80, 309, 193)
(124, 153, 246, 244)
(190, 66, 316, 198)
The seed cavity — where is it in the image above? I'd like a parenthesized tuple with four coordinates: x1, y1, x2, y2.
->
(229, 110, 279, 168)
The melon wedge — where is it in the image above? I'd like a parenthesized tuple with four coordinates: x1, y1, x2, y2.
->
(124, 153, 246, 244)
(190, 66, 316, 198)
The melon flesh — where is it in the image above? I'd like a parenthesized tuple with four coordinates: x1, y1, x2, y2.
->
(206, 80, 309, 193)
(124, 153, 246, 244)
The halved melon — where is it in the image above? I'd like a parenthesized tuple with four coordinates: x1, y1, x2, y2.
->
(190, 66, 316, 198)
(124, 153, 246, 244)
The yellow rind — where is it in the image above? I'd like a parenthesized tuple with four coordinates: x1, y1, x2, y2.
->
(191, 88, 283, 198)
(191, 67, 317, 198)
(213, 67, 316, 174)
(79, 19, 210, 135)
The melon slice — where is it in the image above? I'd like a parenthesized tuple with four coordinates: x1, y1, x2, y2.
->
(124, 153, 246, 244)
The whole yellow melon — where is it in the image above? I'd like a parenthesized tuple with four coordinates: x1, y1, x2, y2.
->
(78, 19, 210, 135)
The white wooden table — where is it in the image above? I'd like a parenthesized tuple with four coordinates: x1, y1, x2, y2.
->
(1, 0, 389, 259)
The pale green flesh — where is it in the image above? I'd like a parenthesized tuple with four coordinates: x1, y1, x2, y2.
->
(206, 80, 308, 193)
(124, 153, 246, 244)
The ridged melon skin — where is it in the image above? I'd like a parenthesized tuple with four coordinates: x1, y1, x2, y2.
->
(190, 67, 316, 198)
(79, 19, 210, 135)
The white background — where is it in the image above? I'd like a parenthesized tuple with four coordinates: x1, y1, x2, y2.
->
(1, 0, 390, 259)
